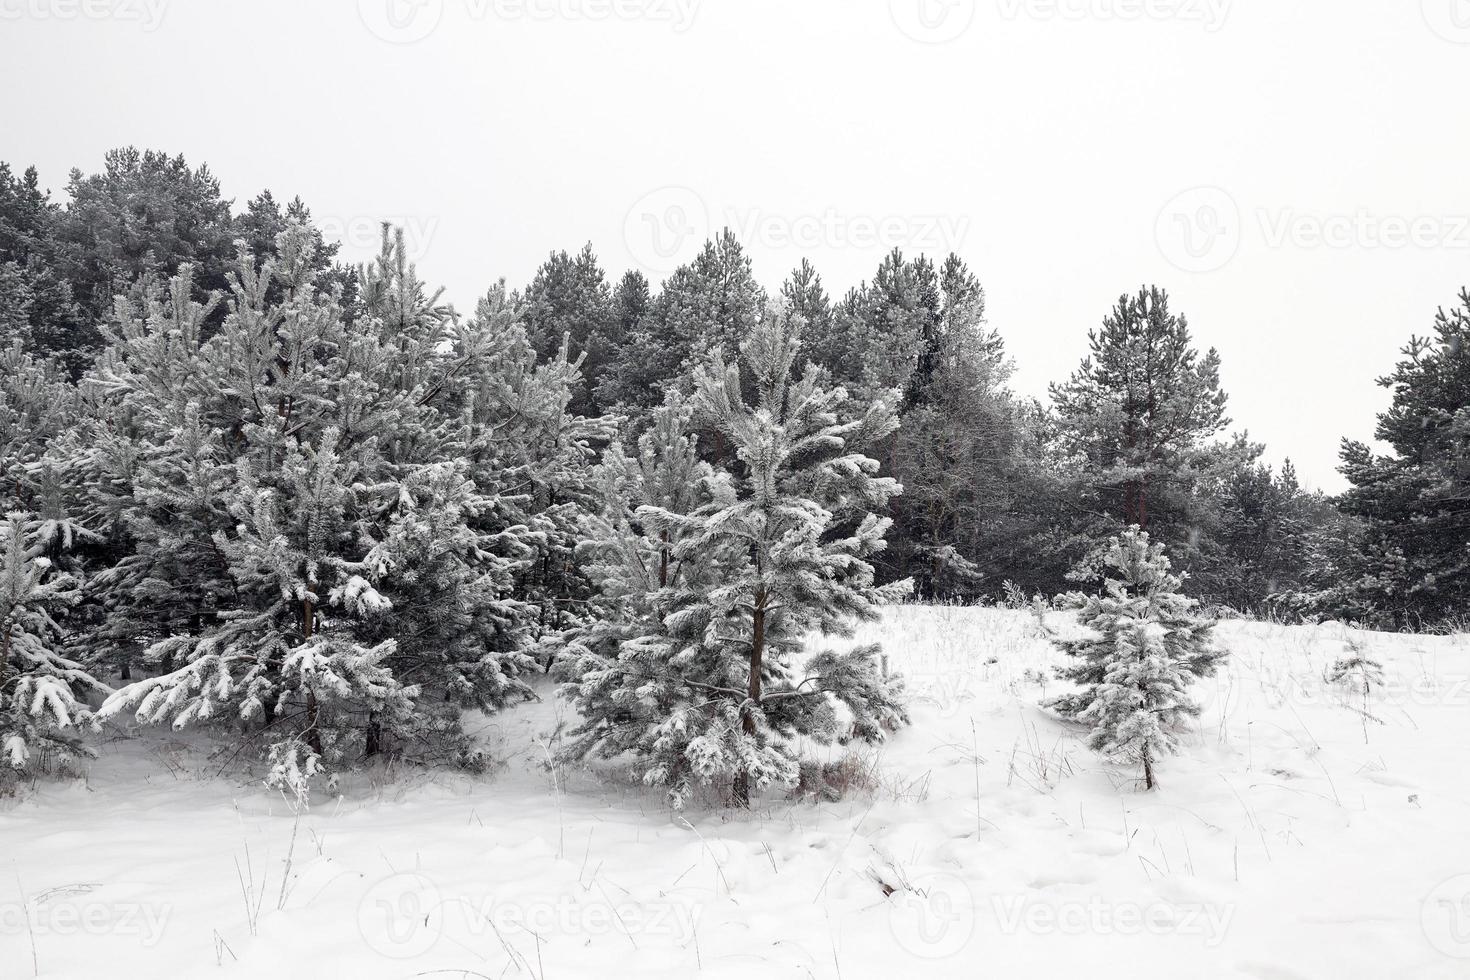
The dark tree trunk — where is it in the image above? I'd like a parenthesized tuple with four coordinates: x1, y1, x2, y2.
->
(302, 598, 323, 755)
(732, 590, 767, 808)
(365, 711, 382, 758)
(1124, 479, 1149, 529)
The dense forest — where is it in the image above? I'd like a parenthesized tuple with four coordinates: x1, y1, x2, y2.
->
(2, 147, 1466, 798)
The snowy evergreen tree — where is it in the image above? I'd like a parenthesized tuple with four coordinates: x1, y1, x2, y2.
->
(522, 243, 617, 415)
(563, 312, 911, 808)
(554, 393, 730, 798)
(1051, 287, 1229, 530)
(1335, 290, 1470, 628)
(591, 270, 652, 410)
(91, 225, 555, 783)
(0, 511, 107, 774)
(455, 281, 616, 643)
(0, 163, 94, 373)
(602, 230, 766, 413)
(1192, 454, 1324, 615)
(0, 342, 74, 511)
(882, 256, 1045, 599)
(1050, 528, 1224, 790)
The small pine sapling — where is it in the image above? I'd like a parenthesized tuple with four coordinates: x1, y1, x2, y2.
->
(1324, 640, 1385, 742)
(1050, 528, 1224, 790)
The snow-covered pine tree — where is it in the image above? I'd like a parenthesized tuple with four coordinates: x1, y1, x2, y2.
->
(554, 393, 729, 797)
(93, 225, 544, 783)
(1050, 527, 1223, 790)
(521, 243, 617, 415)
(1050, 287, 1229, 531)
(0, 342, 74, 512)
(453, 281, 616, 646)
(1336, 289, 1470, 628)
(0, 511, 108, 774)
(600, 231, 767, 413)
(626, 311, 910, 807)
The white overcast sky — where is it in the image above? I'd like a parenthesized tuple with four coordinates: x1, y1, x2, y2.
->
(3, 0, 1468, 490)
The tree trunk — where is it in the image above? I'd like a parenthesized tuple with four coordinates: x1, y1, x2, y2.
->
(1141, 744, 1156, 791)
(1124, 478, 1149, 529)
(658, 531, 670, 589)
(733, 590, 767, 808)
(365, 711, 382, 758)
(302, 598, 323, 755)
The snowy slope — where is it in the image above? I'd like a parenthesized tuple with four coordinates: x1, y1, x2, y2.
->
(4, 606, 1469, 979)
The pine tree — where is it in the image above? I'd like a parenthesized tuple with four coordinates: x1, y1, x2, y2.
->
(522, 244, 617, 415)
(1336, 290, 1470, 627)
(92, 225, 551, 784)
(1050, 528, 1224, 790)
(585, 311, 911, 807)
(0, 511, 107, 774)
(55, 148, 238, 327)
(812, 250, 939, 404)
(0, 343, 74, 511)
(455, 281, 616, 644)
(780, 258, 833, 359)
(592, 271, 652, 410)
(554, 394, 730, 800)
(883, 255, 1043, 599)
(1051, 287, 1229, 530)
(0, 163, 93, 374)
(1192, 452, 1323, 614)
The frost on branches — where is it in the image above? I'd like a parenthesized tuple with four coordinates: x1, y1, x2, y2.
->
(0, 512, 108, 774)
(1050, 528, 1224, 790)
(91, 225, 588, 787)
(558, 313, 911, 808)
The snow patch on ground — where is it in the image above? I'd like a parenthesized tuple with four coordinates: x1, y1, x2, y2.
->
(4, 606, 1470, 979)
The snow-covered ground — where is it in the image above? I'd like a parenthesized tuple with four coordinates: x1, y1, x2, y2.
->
(5, 606, 1470, 979)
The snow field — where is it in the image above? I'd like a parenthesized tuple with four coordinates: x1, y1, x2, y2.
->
(4, 604, 1469, 979)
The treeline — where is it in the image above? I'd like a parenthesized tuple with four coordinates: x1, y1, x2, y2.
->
(1, 148, 1466, 792)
